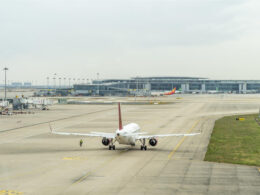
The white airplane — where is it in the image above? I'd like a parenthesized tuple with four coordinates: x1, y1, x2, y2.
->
(50, 103, 200, 150)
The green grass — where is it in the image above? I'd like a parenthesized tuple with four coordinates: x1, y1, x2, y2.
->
(204, 114, 260, 166)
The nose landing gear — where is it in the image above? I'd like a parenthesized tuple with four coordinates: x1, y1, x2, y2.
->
(140, 138, 147, 150)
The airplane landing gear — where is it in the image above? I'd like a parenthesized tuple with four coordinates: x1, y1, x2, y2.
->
(140, 145, 147, 150)
(108, 139, 115, 150)
(140, 138, 147, 151)
(109, 145, 115, 150)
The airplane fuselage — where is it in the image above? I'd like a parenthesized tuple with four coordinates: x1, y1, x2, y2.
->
(115, 123, 140, 146)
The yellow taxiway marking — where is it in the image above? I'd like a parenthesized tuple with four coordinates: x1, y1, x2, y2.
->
(63, 157, 88, 160)
(258, 167, 260, 172)
(168, 119, 200, 160)
(0, 190, 23, 195)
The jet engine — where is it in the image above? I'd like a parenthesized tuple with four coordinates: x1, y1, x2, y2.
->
(102, 138, 110, 146)
(149, 138, 158, 146)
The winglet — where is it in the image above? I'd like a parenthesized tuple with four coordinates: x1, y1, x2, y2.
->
(118, 103, 123, 130)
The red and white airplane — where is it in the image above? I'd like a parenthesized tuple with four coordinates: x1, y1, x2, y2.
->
(164, 87, 177, 95)
(151, 88, 179, 96)
(51, 103, 200, 150)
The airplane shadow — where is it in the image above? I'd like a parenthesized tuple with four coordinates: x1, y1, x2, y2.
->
(0, 144, 172, 155)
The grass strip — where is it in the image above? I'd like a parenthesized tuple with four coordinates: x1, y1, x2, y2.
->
(204, 114, 260, 166)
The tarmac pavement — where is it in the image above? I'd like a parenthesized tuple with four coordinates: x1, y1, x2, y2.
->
(0, 94, 260, 195)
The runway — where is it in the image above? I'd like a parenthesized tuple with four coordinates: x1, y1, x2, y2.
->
(0, 95, 260, 195)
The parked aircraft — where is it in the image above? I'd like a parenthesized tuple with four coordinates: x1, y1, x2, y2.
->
(164, 88, 176, 95)
(13, 96, 52, 110)
(151, 88, 179, 96)
(50, 103, 200, 150)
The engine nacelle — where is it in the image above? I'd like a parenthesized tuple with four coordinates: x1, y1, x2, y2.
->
(102, 138, 110, 146)
(149, 138, 158, 146)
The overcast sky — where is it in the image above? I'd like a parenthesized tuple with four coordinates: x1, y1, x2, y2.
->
(1, 0, 260, 84)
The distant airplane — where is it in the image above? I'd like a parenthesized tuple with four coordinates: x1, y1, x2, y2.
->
(164, 88, 176, 95)
(151, 88, 179, 96)
(50, 103, 200, 150)
(13, 97, 53, 110)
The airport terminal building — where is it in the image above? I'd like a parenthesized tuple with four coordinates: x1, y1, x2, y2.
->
(73, 77, 260, 96)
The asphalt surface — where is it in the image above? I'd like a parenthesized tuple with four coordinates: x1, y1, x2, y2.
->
(0, 94, 260, 195)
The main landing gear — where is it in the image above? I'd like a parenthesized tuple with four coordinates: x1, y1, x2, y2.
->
(140, 138, 147, 150)
(109, 145, 115, 150)
(140, 145, 147, 150)
(108, 139, 115, 150)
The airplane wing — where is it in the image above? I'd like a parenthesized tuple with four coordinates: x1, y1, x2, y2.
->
(137, 132, 200, 139)
(91, 131, 118, 136)
(51, 131, 115, 138)
(49, 123, 115, 138)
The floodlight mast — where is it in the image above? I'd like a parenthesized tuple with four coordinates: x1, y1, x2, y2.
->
(59, 78, 61, 88)
(53, 73, 57, 89)
(97, 73, 99, 96)
(46, 77, 49, 89)
(3, 67, 8, 101)
(68, 78, 71, 87)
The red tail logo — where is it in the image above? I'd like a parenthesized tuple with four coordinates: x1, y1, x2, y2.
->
(118, 103, 123, 130)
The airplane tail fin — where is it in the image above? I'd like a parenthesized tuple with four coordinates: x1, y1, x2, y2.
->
(118, 103, 123, 130)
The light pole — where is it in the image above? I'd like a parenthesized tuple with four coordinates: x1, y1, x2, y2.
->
(53, 73, 57, 89)
(46, 77, 49, 89)
(63, 77, 66, 88)
(97, 73, 99, 96)
(69, 78, 71, 87)
(135, 76, 139, 101)
(3, 67, 8, 101)
(53, 77, 56, 89)
(59, 78, 61, 88)
(136, 77, 139, 96)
